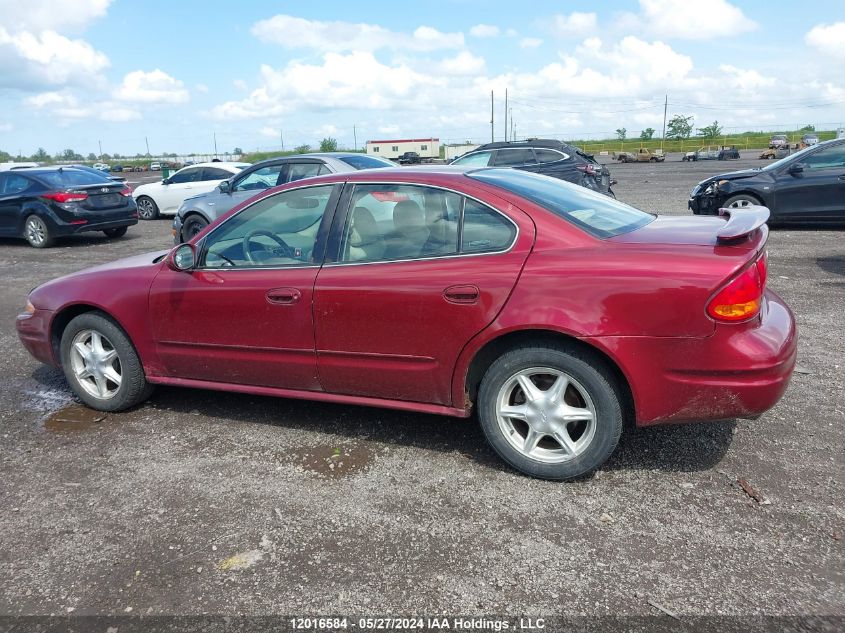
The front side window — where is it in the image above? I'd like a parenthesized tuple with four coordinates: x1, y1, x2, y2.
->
(451, 151, 493, 167)
(201, 185, 335, 268)
(233, 165, 284, 192)
(802, 143, 845, 170)
(202, 167, 235, 181)
(469, 168, 652, 239)
(169, 168, 202, 184)
(336, 184, 514, 264)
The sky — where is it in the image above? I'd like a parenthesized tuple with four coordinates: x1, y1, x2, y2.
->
(1, 0, 844, 158)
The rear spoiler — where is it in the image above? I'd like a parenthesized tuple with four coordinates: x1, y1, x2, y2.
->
(716, 205, 770, 243)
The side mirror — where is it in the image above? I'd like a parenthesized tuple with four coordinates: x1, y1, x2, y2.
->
(219, 180, 231, 193)
(166, 243, 196, 272)
(788, 163, 804, 176)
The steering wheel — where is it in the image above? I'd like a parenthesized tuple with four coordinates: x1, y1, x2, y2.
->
(242, 230, 294, 263)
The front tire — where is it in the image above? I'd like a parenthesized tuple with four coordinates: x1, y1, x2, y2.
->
(136, 196, 159, 220)
(181, 215, 209, 242)
(103, 226, 128, 238)
(723, 194, 762, 210)
(477, 345, 623, 480)
(23, 215, 54, 248)
(60, 312, 154, 411)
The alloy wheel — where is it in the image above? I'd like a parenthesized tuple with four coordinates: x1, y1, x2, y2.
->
(25, 217, 47, 246)
(68, 329, 122, 400)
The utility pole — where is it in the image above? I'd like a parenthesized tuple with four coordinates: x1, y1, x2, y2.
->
(353, 125, 357, 151)
(661, 93, 668, 151)
(145, 136, 150, 156)
(98, 140, 102, 157)
(504, 89, 508, 142)
(213, 132, 218, 157)
(510, 111, 514, 143)
(280, 129, 285, 151)
(490, 90, 494, 143)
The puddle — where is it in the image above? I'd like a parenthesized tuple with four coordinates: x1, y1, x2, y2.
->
(43, 404, 107, 433)
(296, 443, 375, 479)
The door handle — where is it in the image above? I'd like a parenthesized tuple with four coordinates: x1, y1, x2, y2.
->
(443, 284, 479, 304)
(266, 288, 301, 305)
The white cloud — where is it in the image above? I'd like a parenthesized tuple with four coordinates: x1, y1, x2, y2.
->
(520, 38, 543, 49)
(470, 24, 499, 38)
(805, 22, 845, 60)
(549, 12, 597, 36)
(638, 0, 756, 40)
(252, 15, 464, 52)
(718, 64, 776, 91)
(378, 124, 400, 134)
(259, 126, 280, 138)
(437, 51, 485, 76)
(195, 83, 209, 93)
(233, 79, 247, 91)
(0, 28, 109, 87)
(114, 69, 189, 104)
(315, 124, 339, 136)
(0, 122, 13, 132)
(209, 52, 436, 120)
(100, 107, 141, 122)
(0, 0, 111, 32)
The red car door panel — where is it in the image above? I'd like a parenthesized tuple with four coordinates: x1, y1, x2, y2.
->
(313, 184, 534, 406)
(149, 267, 320, 389)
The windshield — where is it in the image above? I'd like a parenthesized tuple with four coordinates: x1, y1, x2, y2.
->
(338, 155, 395, 170)
(38, 169, 113, 188)
(761, 144, 817, 172)
(469, 168, 653, 238)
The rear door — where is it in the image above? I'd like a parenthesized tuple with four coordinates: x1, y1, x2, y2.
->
(774, 143, 845, 220)
(0, 173, 35, 235)
(313, 182, 534, 405)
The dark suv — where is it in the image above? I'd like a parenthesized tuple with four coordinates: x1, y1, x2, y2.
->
(0, 167, 137, 248)
(449, 139, 614, 196)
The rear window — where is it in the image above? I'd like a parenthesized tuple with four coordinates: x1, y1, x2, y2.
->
(338, 155, 395, 170)
(468, 168, 653, 239)
(37, 169, 112, 188)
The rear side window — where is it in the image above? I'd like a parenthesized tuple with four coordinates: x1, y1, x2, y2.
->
(38, 169, 111, 188)
(493, 149, 536, 166)
(535, 149, 569, 163)
(469, 168, 653, 239)
(0, 173, 35, 195)
(338, 155, 394, 170)
(287, 163, 326, 183)
(203, 167, 234, 180)
(462, 199, 516, 253)
(170, 168, 203, 184)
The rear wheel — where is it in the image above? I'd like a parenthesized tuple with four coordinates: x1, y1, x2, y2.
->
(60, 312, 154, 411)
(23, 215, 54, 248)
(136, 196, 159, 220)
(103, 226, 127, 238)
(181, 215, 209, 242)
(477, 345, 623, 480)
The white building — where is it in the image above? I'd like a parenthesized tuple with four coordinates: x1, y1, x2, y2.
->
(365, 138, 440, 159)
(444, 144, 480, 161)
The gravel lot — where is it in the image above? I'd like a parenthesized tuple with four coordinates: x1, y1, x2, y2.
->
(0, 155, 842, 622)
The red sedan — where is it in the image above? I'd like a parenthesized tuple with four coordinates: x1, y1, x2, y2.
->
(16, 167, 797, 480)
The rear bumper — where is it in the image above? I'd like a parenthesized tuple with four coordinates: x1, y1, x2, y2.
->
(16, 308, 58, 367)
(45, 209, 138, 237)
(587, 289, 797, 426)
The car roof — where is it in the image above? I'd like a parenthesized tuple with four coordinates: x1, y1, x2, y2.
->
(182, 161, 250, 169)
(474, 139, 572, 151)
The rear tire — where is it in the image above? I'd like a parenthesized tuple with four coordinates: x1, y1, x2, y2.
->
(136, 196, 159, 220)
(103, 226, 128, 238)
(60, 312, 154, 412)
(181, 215, 209, 242)
(23, 215, 54, 248)
(477, 344, 623, 480)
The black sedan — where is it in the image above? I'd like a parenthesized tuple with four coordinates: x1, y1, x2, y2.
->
(0, 167, 137, 247)
(689, 138, 845, 224)
(449, 139, 615, 197)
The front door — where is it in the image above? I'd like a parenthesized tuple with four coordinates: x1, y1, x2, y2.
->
(149, 183, 341, 390)
(774, 143, 845, 220)
(313, 182, 534, 406)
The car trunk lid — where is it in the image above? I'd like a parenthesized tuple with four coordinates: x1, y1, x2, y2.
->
(610, 207, 769, 248)
(73, 182, 129, 211)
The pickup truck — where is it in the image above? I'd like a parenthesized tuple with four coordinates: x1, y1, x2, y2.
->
(397, 151, 422, 165)
(616, 148, 665, 163)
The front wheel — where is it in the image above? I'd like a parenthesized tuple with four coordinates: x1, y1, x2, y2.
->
(723, 194, 762, 210)
(136, 196, 159, 220)
(477, 345, 623, 480)
(181, 215, 209, 242)
(103, 226, 128, 238)
(60, 312, 154, 411)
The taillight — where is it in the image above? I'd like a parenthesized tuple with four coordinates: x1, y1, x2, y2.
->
(120, 185, 132, 197)
(371, 191, 409, 203)
(756, 250, 768, 288)
(707, 255, 766, 322)
(42, 191, 88, 203)
(576, 164, 597, 176)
